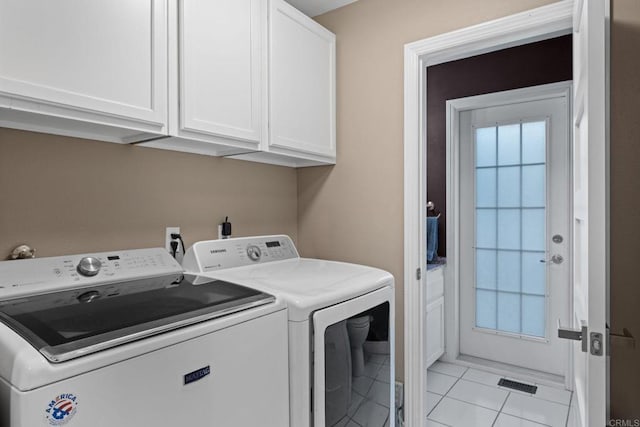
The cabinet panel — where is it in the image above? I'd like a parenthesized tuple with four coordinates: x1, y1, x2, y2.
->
(177, 0, 262, 143)
(427, 267, 445, 303)
(426, 297, 445, 368)
(0, 0, 166, 125)
(269, 0, 335, 159)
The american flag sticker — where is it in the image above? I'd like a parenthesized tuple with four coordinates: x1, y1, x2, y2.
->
(45, 393, 78, 425)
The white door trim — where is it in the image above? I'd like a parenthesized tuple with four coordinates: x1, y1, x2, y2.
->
(402, 3, 573, 426)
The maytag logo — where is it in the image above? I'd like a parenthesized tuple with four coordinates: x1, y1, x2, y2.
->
(184, 366, 211, 385)
(209, 249, 227, 254)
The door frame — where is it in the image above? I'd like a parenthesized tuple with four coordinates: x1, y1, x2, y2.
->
(402, 2, 574, 426)
(448, 81, 574, 385)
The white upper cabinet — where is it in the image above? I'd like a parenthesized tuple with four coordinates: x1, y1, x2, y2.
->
(150, 0, 336, 166)
(142, 0, 265, 156)
(0, 0, 335, 167)
(0, 0, 168, 142)
(230, 0, 336, 167)
(267, 0, 336, 164)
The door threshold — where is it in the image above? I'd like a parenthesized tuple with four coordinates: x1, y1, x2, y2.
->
(452, 354, 566, 388)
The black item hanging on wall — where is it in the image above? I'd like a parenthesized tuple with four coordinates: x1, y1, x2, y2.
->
(221, 216, 232, 239)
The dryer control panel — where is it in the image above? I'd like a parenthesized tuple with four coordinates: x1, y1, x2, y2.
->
(182, 235, 299, 273)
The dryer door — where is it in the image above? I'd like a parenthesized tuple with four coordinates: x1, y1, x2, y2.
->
(312, 287, 395, 427)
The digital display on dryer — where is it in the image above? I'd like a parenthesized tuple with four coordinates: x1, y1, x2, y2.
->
(266, 241, 281, 248)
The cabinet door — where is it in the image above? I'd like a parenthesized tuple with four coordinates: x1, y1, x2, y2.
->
(268, 0, 335, 160)
(0, 0, 167, 126)
(175, 0, 263, 145)
(426, 268, 445, 303)
(426, 297, 445, 368)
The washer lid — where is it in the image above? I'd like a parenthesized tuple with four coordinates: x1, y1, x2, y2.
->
(0, 274, 275, 362)
(209, 258, 394, 322)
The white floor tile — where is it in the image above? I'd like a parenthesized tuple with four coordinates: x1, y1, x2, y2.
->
(426, 391, 443, 415)
(426, 420, 449, 427)
(364, 361, 384, 378)
(429, 397, 498, 427)
(461, 368, 503, 387)
(502, 393, 569, 427)
(427, 371, 458, 395)
(494, 413, 550, 426)
(348, 390, 364, 417)
(333, 416, 350, 427)
(353, 375, 374, 395)
(367, 380, 391, 407)
(368, 354, 388, 364)
(447, 379, 509, 411)
(429, 361, 468, 378)
(533, 384, 572, 406)
(376, 365, 391, 383)
(353, 399, 389, 427)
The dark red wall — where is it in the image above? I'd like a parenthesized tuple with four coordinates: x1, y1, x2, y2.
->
(426, 35, 572, 256)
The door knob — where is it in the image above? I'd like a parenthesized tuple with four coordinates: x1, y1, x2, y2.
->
(540, 254, 564, 264)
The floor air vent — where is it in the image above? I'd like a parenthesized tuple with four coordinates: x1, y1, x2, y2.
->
(497, 378, 538, 394)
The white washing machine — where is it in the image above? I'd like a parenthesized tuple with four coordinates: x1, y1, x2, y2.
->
(0, 248, 289, 427)
(183, 235, 395, 427)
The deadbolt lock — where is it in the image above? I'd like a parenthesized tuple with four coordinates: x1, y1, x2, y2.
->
(590, 332, 604, 356)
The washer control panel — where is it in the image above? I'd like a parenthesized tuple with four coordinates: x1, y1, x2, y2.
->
(0, 248, 183, 300)
(183, 235, 299, 273)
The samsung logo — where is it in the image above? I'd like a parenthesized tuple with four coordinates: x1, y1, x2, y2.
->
(209, 249, 227, 254)
(184, 366, 211, 385)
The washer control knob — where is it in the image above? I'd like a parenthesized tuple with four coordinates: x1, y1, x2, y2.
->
(246, 245, 262, 262)
(77, 257, 102, 277)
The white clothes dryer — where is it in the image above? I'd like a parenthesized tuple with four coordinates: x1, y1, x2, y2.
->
(183, 235, 395, 427)
(0, 248, 289, 427)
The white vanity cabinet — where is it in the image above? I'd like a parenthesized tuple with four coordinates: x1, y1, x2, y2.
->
(426, 267, 445, 368)
(0, 0, 168, 142)
(141, 0, 265, 156)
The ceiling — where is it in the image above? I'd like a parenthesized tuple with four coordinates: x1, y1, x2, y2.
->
(285, 0, 358, 17)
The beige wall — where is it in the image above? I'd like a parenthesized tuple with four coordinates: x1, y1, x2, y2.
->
(0, 128, 298, 257)
(299, 0, 558, 382)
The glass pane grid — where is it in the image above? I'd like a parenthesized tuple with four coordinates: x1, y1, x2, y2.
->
(474, 122, 547, 338)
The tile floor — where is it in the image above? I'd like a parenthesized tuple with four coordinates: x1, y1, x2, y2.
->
(427, 361, 574, 427)
(334, 353, 392, 427)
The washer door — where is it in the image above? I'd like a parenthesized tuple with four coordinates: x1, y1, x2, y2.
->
(312, 287, 395, 427)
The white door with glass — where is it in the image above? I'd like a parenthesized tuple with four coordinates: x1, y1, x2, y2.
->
(459, 93, 571, 377)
